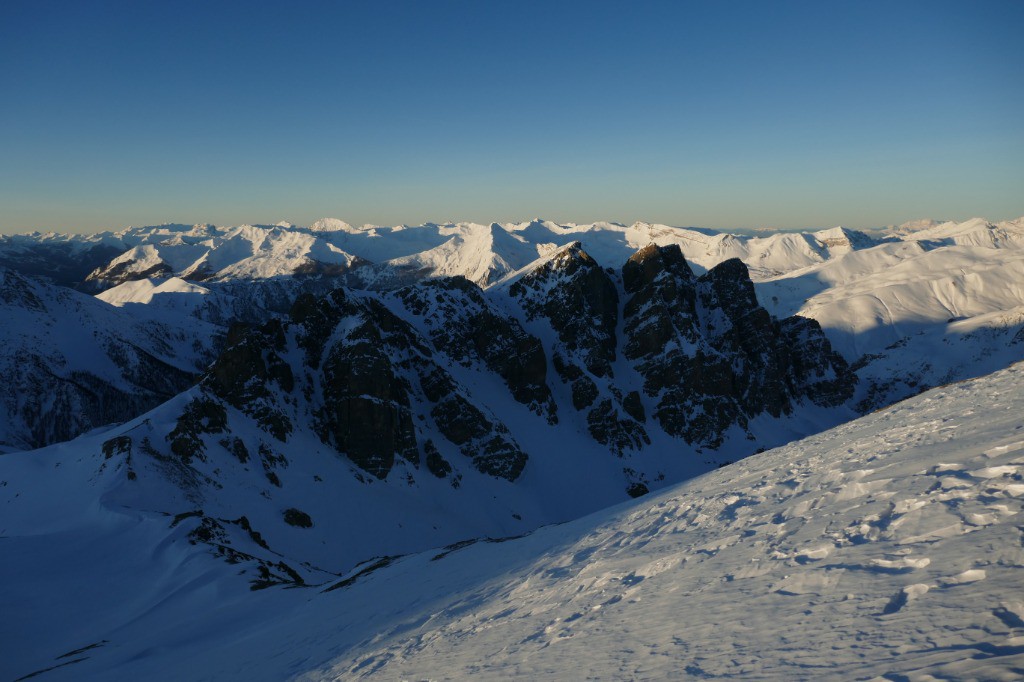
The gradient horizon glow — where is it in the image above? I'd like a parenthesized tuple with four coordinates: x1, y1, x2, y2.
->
(1, 0, 1022, 234)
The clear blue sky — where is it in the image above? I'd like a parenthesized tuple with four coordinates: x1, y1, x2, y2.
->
(1, 0, 1022, 233)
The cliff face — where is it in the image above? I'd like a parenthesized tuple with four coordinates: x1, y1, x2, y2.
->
(198, 287, 529, 484)
(621, 245, 855, 449)
(0, 241, 859, 605)
(193, 241, 851, 483)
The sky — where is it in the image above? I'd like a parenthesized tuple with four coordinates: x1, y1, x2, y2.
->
(1, 0, 1022, 234)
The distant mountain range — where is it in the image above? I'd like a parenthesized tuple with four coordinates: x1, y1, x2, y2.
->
(1, 216, 1020, 453)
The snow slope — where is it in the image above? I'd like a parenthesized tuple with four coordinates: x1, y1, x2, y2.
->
(0, 267, 219, 451)
(2, 362, 1022, 681)
(85, 223, 364, 287)
(757, 218, 1024, 411)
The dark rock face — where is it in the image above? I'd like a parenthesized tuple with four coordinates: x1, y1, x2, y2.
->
(623, 244, 700, 358)
(305, 292, 421, 479)
(319, 337, 418, 477)
(395, 277, 556, 423)
(48, 240, 858, 502)
(587, 398, 650, 455)
(205, 319, 293, 442)
(510, 243, 619, 378)
(778, 316, 858, 407)
(306, 290, 527, 482)
(420, 366, 527, 481)
(622, 245, 855, 448)
(695, 258, 793, 418)
(205, 286, 529, 483)
(167, 398, 228, 465)
(510, 244, 651, 455)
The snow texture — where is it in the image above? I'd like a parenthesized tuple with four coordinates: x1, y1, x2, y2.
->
(2, 362, 1023, 680)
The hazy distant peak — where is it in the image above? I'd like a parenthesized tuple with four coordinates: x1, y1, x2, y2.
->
(309, 217, 356, 232)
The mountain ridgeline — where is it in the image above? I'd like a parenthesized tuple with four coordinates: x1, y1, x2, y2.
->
(0, 237, 860, 591)
(184, 242, 853, 491)
(0, 266, 218, 451)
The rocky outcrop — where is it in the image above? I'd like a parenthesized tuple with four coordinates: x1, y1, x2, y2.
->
(314, 296, 420, 479)
(778, 315, 858, 407)
(167, 398, 228, 465)
(205, 319, 293, 441)
(623, 245, 855, 448)
(395, 277, 556, 423)
(587, 398, 650, 454)
(509, 244, 650, 455)
(194, 287, 531, 483)
(510, 243, 618, 378)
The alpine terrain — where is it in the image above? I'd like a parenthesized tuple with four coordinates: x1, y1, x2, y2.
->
(0, 216, 1022, 680)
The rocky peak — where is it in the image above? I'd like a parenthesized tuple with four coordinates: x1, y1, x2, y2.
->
(622, 246, 855, 448)
(546, 241, 598, 274)
(510, 246, 650, 457)
(623, 245, 701, 360)
(509, 242, 618, 378)
(622, 243, 694, 294)
(696, 258, 759, 325)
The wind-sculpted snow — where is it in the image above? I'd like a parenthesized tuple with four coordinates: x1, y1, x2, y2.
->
(303, 363, 1024, 682)
(4, 363, 1023, 680)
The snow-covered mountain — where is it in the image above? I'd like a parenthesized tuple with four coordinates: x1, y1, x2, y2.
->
(1, 214, 1023, 679)
(759, 217, 1024, 410)
(2, 216, 1018, 291)
(0, 242, 856, 573)
(3, 359, 1021, 680)
(0, 216, 892, 293)
(0, 267, 219, 452)
(0, 216, 1019, 454)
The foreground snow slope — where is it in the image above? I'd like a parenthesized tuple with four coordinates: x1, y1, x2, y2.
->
(4, 363, 1023, 680)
